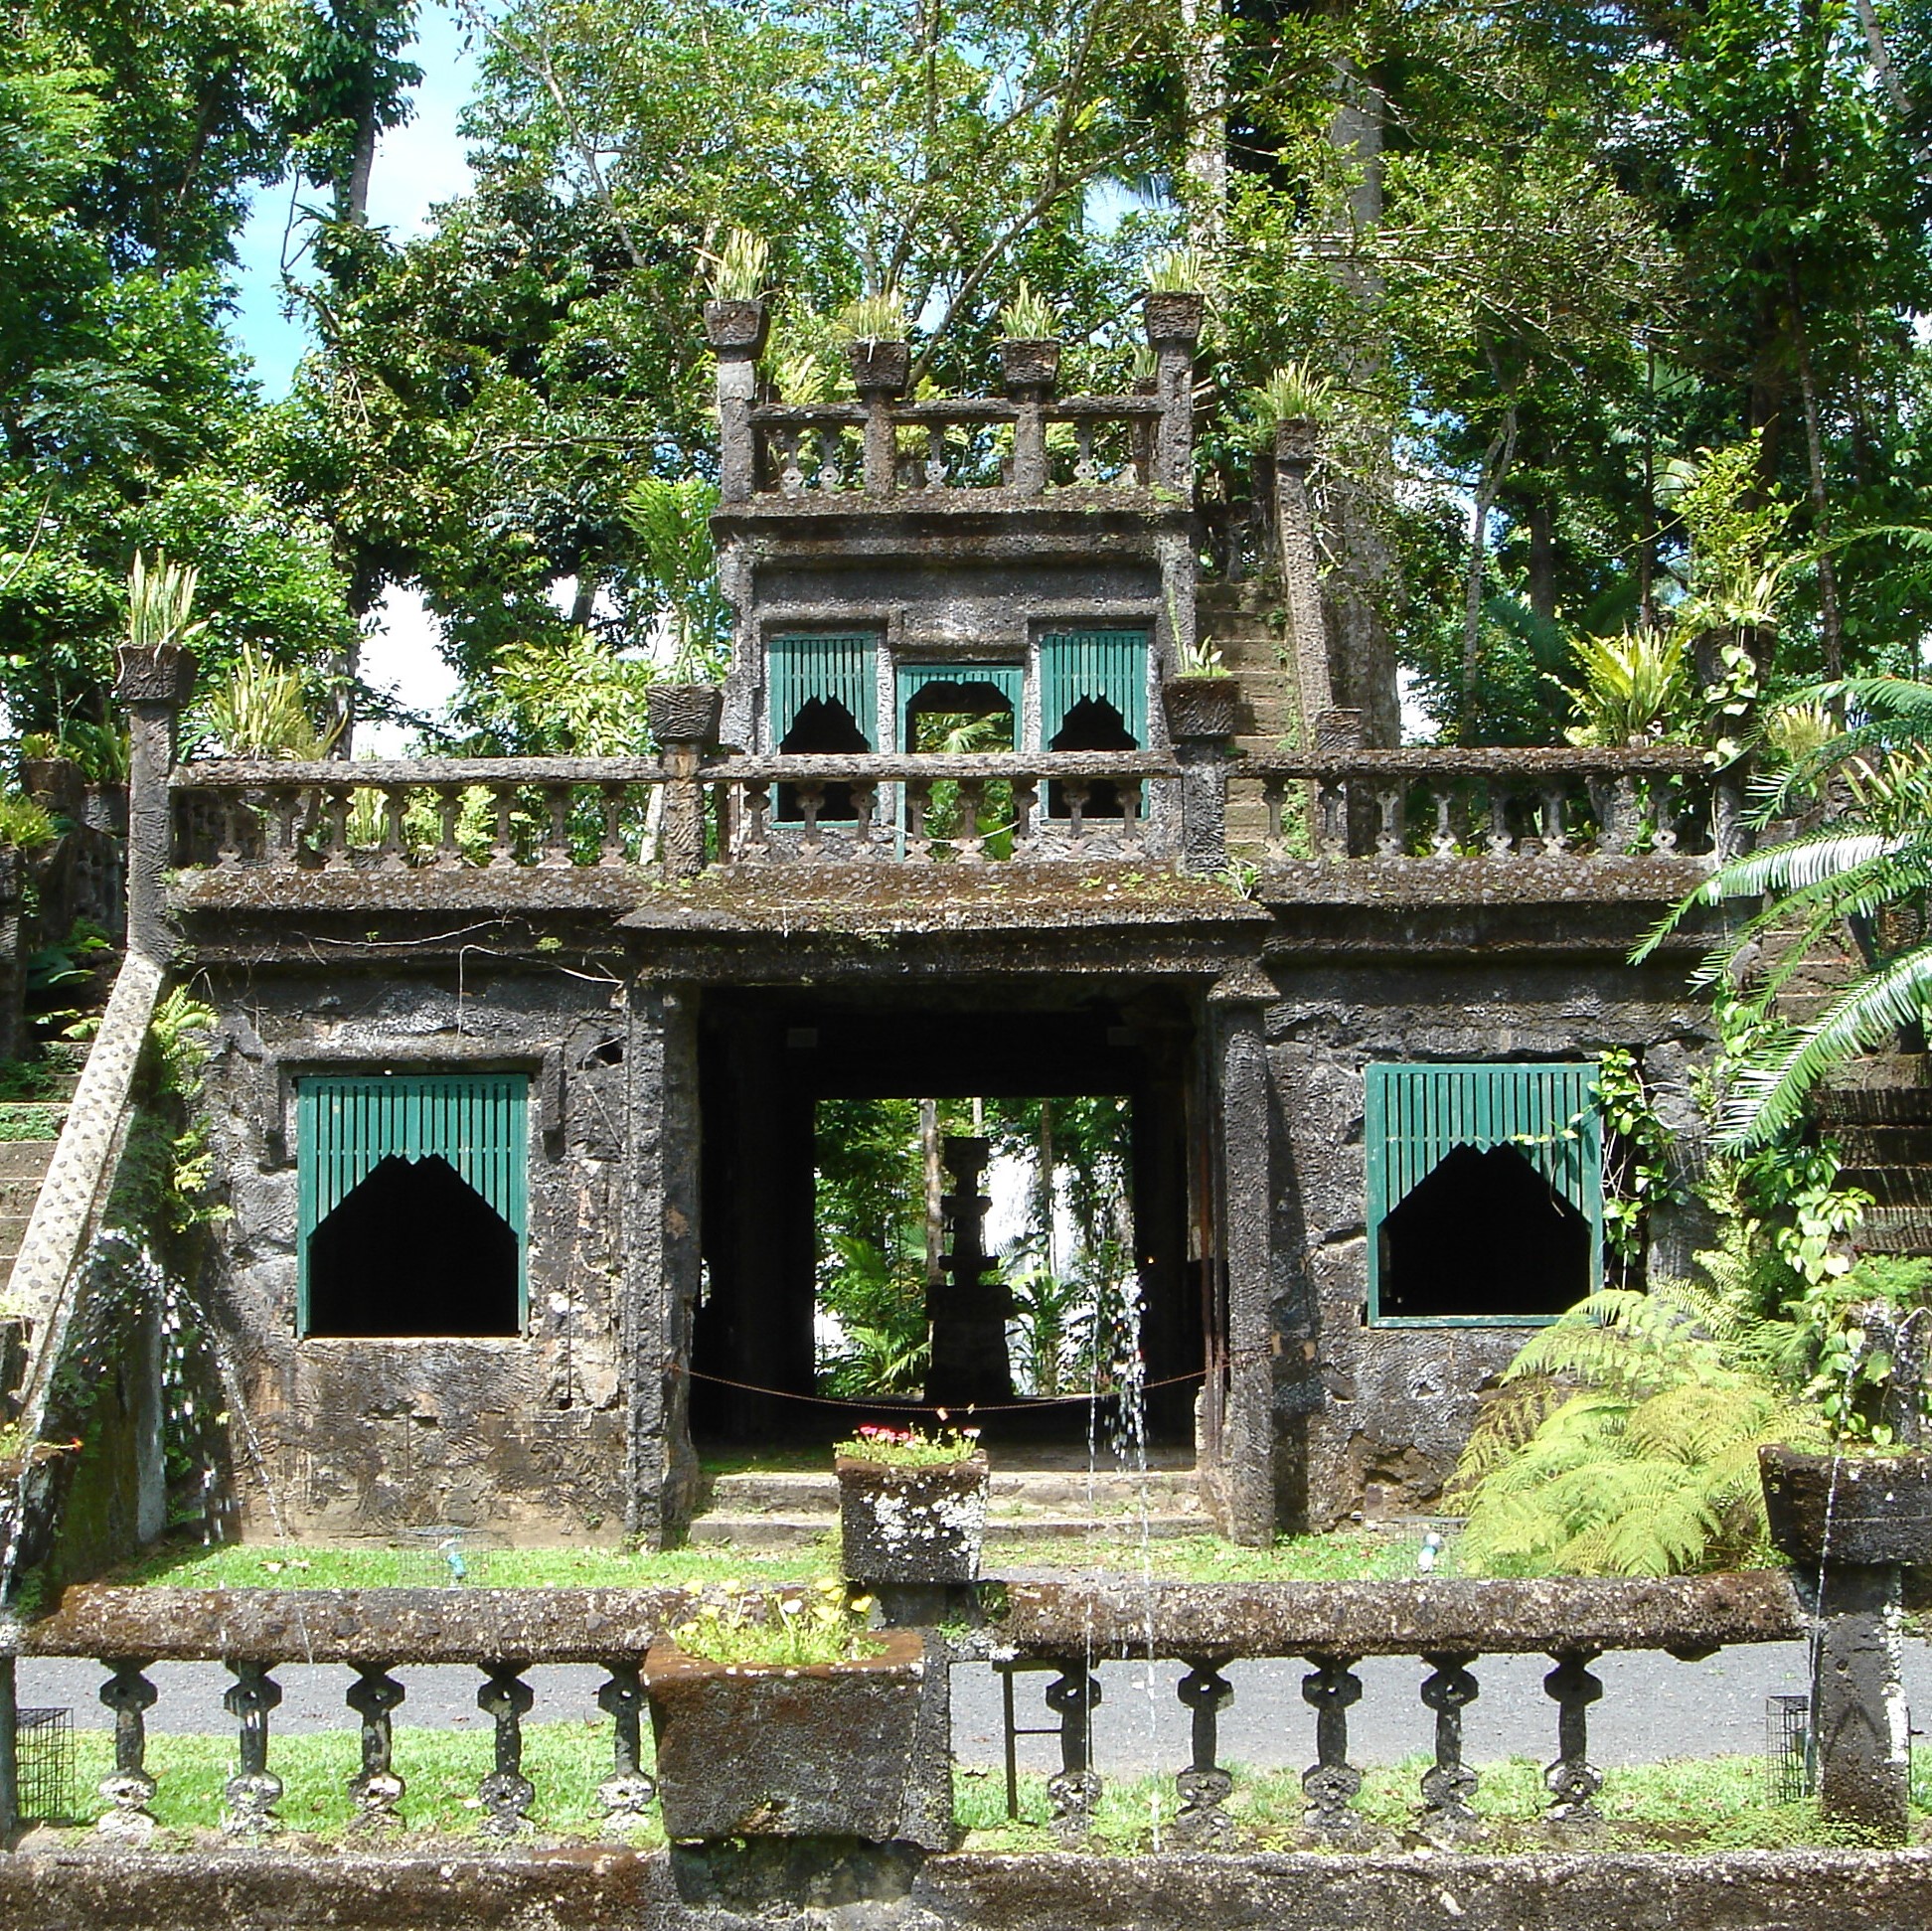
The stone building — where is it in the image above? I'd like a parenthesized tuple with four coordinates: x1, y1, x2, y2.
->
(136, 289, 1728, 1549)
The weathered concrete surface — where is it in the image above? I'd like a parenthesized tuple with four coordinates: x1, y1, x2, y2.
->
(19, 1586, 695, 1665)
(992, 1572, 1807, 1661)
(9, 1847, 1932, 1931)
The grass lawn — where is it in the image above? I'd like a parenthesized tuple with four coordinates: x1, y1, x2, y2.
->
(30, 1728, 1927, 1853)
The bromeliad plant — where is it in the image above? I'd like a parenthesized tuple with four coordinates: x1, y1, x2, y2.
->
(671, 1578, 881, 1667)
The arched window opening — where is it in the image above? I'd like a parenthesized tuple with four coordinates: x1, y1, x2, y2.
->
(307, 1154, 521, 1337)
(779, 696, 871, 821)
(1377, 1142, 1591, 1321)
(1048, 696, 1136, 818)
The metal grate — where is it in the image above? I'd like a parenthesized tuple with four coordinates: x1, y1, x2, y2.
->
(17, 1706, 75, 1823)
(1765, 1692, 1813, 1803)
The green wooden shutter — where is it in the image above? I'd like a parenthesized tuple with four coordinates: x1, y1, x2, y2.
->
(768, 632, 878, 747)
(1365, 1061, 1602, 1325)
(297, 1072, 529, 1333)
(894, 663, 1024, 750)
(1040, 630, 1148, 747)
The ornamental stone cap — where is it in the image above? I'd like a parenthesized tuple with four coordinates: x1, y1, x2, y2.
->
(115, 645, 197, 710)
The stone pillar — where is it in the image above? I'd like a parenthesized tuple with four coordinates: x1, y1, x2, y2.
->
(1272, 419, 1335, 742)
(705, 299, 768, 506)
(926, 1136, 1012, 1407)
(115, 645, 196, 964)
(1207, 967, 1278, 1545)
(1164, 684, 1237, 874)
(0, 849, 24, 1066)
(1143, 293, 1204, 496)
(625, 981, 704, 1546)
(1812, 1560, 1912, 1840)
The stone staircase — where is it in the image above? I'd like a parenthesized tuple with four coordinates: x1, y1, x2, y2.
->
(1819, 1054, 1932, 1259)
(1197, 581, 1298, 857)
(688, 1456, 1208, 1550)
(0, 1046, 82, 1282)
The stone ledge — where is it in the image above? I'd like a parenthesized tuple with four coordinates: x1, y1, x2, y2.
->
(4, 1847, 1931, 1931)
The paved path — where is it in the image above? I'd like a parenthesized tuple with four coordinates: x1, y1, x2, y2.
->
(22, 1642, 1928, 1773)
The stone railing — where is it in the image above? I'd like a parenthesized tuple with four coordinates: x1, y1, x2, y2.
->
(749, 397, 1165, 500)
(1234, 746, 1739, 867)
(706, 752, 1177, 865)
(1, 1570, 1824, 1847)
(169, 759, 675, 873)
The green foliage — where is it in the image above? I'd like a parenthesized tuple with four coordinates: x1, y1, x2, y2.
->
(703, 229, 770, 302)
(832, 289, 908, 344)
(1557, 631, 1694, 747)
(1145, 247, 1209, 294)
(1595, 1047, 1684, 1277)
(197, 642, 339, 759)
(673, 1578, 882, 1666)
(0, 793, 58, 850)
(624, 477, 728, 683)
(998, 280, 1057, 341)
(835, 1422, 980, 1466)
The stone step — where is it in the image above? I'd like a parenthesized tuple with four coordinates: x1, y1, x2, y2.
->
(1841, 1169, 1932, 1208)
(703, 1467, 1200, 1515)
(0, 1177, 47, 1217)
(686, 1511, 1208, 1550)
(0, 1217, 29, 1263)
(1852, 1207, 1932, 1256)
(0, 1141, 58, 1181)
(1830, 1125, 1932, 1168)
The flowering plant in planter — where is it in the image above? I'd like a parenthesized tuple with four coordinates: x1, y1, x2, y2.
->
(836, 1424, 990, 1585)
(647, 1579, 952, 1849)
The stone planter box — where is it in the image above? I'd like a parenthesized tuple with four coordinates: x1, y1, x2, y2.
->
(999, 339, 1060, 394)
(1143, 291, 1206, 347)
(846, 340, 911, 395)
(837, 1453, 989, 1585)
(1760, 1443, 1932, 1566)
(703, 298, 768, 353)
(1163, 676, 1239, 741)
(646, 683, 724, 747)
(644, 1629, 952, 1849)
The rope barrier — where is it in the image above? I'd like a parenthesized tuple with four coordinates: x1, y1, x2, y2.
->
(666, 1361, 1208, 1414)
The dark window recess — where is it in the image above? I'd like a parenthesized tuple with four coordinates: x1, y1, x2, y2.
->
(1048, 697, 1135, 818)
(306, 1154, 521, 1337)
(1376, 1142, 1591, 1321)
(778, 697, 870, 821)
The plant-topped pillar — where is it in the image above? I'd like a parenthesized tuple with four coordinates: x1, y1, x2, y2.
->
(649, 685, 724, 882)
(1272, 418, 1336, 738)
(116, 645, 196, 962)
(1163, 679, 1237, 873)
(706, 298, 768, 505)
(1763, 1308, 1931, 1844)
(846, 341, 910, 498)
(925, 1135, 1012, 1407)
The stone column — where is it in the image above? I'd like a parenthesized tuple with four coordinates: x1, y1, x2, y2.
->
(1144, 293, 1204, 496)
(705, 299, 768, 506)
(115, 645, 196, 963)
(1167, 692, 1236, 874)
(926, 1135, 1012, 1407)
(624, 980, 704, 1546)
(1272, 418, 1336, 742)
(1812, 1559, 1911, 1840)
(1207, 966, 1278, 1545)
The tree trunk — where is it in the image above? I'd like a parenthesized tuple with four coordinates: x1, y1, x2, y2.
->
(1458, 408, 1517, 740)
(1527, 496, 1556, 630)
(921, 1100, 944, 1290)
(1788, 272, 1845, 684)
(1179, 0, 1227, 249)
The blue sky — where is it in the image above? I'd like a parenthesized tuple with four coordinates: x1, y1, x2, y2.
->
(229, 3, 482, 397)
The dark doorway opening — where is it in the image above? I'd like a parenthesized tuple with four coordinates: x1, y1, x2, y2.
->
(306, 1154, 521, 1337)
(1048, 697, 1136, 818)
(1376, 1142, 1591, 1320)
(696, 992, 1202, 1448)
(779, 697, 870, 821)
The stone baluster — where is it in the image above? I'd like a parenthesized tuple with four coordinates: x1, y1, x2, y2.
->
(1012, 773, 1040, 853)
(778, 427, 805, 494)
(222, 1661, 284, 1837)
(849, 780, 879, 857)
(268, 787, 303, 868)
(596, 1663, 657, 1830)
(1647, 775, 1679, 852)
(1485, 778, 1516, 858)
(737, 778, 771, 860)
(1261, 776, 1288, 862)
(955, 778, 987, 862)
(1062, 779, 1090, 842)
(322, 785, 354, 868)
(96, 1659, 159, 1843)
(433, 785, 464, 868)
(815, 426, 841, 490)
(906, 777, 934, 859)
(923, 422, 948, 489)
(1119, 777, 1144, 844)
(1044, 1662, 1102, 1842)
(215, 798, 243, 869)
(346, 1665, 406, 1829)
(796, 780, 825, 856)
(1374, 786, 1404, 858)
(1428, 783, 1457, 859)
(1073, 419, 1099, 486)
(477, 1664, 536, 1836)
(1300, 1653, 1364, 1837)
(488, 784, 518, 866)
(1174, 1659, 1235, 1847)
(538, 783, 574, 868)
(1418, 1653, 1481, 1839)
(597, 782, 629, 866)
(1712, 762, 1747, 860)
(1537, 784, 1570, 858)
(1315, 777, 1348, 860)
(1012, 400, 1046, 496)
(377, 786, 409, 870)
(1602, 774, 1640, 856)
(1542, 1650, 1604, 1825)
